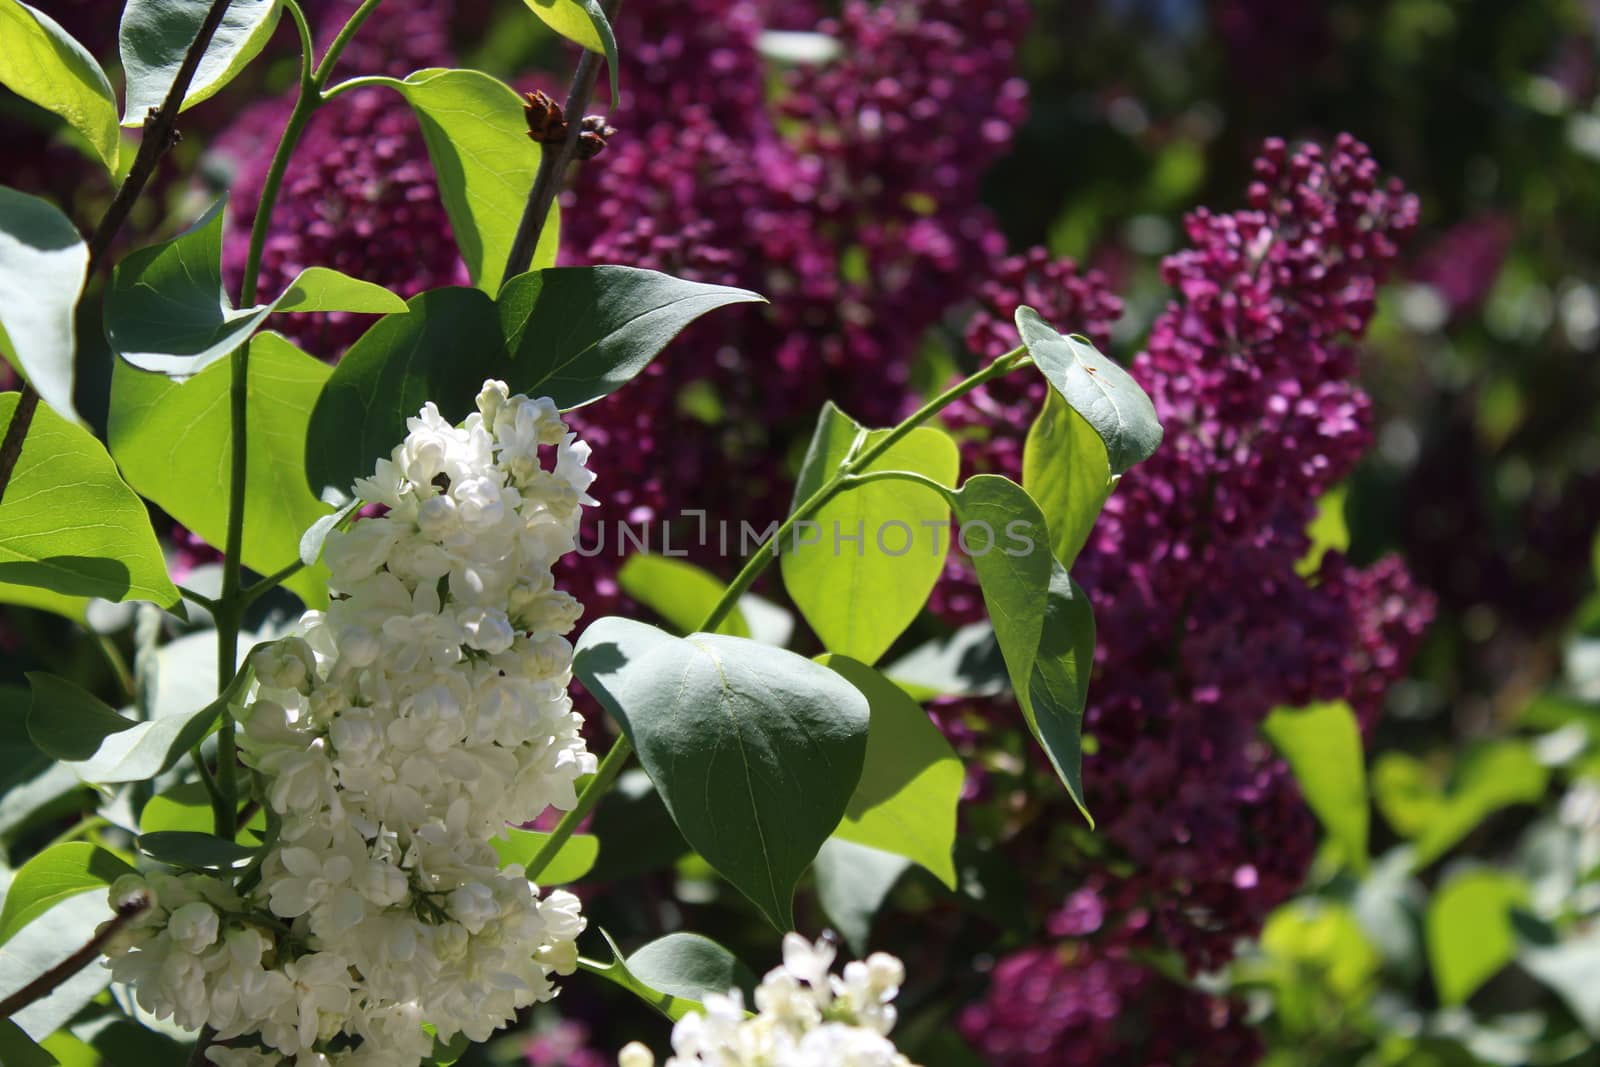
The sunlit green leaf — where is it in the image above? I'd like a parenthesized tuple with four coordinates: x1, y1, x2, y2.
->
(489, 829, 599, 886)
(520, 0, 620, 103)
(109, 332, 334, 606)
(819, 655, 960, 888)
(106, 198, 405, 378)
(618, 554, 748, 637)
(0, 842, 132, 950)
(1263, 700, 1369, 872)
(0, 392, 178, 608)
(0, 0, 119, 172)
(1022, 389, 1112, 571)
(1426, 869, 1528, 1005)
(583, 930, 754, 1022)
(575, 618, 868, 930)
(355, 68, 560, 295)
(782, 403, 958, 665)
(1297, 485, 1350, 577)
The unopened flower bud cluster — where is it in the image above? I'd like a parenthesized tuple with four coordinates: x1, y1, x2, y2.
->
(104, 382, 598, 1065)
(617, 934, 918, 1067)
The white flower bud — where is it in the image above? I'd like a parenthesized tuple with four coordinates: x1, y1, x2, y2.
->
(618, 1042, 655, 1067)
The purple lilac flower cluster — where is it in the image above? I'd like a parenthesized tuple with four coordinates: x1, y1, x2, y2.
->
(958, 943, 1262, 1066)
(553, 0, 1029, 615)
(950, 136, 1434, 1063)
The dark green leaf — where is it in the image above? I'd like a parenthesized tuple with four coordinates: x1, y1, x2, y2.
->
(0, 0, 119, 172)
(422, 1025, 470, 1067)
(948, 475, 1096, 819)
(819, 655, 960, 888)
(0, 1019, 55, 1067)
(618, 554, 748, 637)
(575, 617, 869, 929)
(109, 332, 334, 607)
(813, 838, 910, 956)
(0, 391, 179, 608)
(138, 831, 255, 869)
(307, 270, 763, 494)
(0, 842, 132, 949)
(106, 197, 410, 378)
(0, 186, 88, 423)
(27, 650, 254, 784)
(1263, 700, 1369, 872)
(104, 198, 250, 375)
(120, 0, 281, 124)
(489, 829, 599, 885)
(1021, 389, 1112, 571)
(1014, 307, 1162, 475)
(304, 287, 506, 496)
(1023, 562, 1096, 820)
(24, 673, 133, 761)
(496, 266, 765, 410)
(782, 403, 958, 664)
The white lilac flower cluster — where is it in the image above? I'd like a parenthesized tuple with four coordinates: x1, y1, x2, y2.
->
(102, 382, 598, 1066)
(617, 934, 919, 1067)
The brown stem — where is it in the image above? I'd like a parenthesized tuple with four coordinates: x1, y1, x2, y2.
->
(0, 386, 39, 507)
(0, 0, 239, 505)
(0, 893, 149, 1020)
(501, 0, 620, 281)
(186, 1026, 219, 1067)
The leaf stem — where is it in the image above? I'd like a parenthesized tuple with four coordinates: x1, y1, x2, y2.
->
(95, 633, 137, 704)
(216, 0, 385, 840)
(241, 559, 306, 605)
(0, 0, 242, 505)
(533, 347, 1029, 878)
(501, 0, 622, 282)
(176, 584, 222, 613)
(523, 733, 631, 881)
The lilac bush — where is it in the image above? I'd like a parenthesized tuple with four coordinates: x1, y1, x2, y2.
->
(8, 1, 1435, 1061)
(952, 136, 1435, 1060)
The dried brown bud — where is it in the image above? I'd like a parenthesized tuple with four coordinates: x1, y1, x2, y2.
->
(523, 90, 569, 145)
(575, 115, 617, 160)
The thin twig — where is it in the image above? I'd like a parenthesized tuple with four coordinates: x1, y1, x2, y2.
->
(0, 0, 240, 507)
(502, 1, 621, 281)
(186, 1026, 219, 1067)
(0, 388, 40, 507)
(0, 893, 149, 1020)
